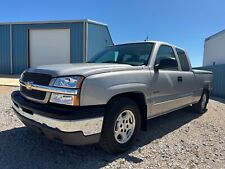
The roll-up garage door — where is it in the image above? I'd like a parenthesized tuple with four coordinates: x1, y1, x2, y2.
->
(29, 29, 70, 67)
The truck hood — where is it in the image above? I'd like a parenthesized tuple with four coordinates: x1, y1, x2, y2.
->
(27, 63, 143, 77)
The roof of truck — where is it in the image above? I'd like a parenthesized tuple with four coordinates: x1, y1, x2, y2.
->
(115, 41, 185, 51)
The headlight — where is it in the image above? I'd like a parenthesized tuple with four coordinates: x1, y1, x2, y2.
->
(50, 76, 84, 106)
(53, 76, 84, 88)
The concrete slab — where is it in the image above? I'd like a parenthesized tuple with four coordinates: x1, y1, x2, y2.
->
(0, 75, 19, 87)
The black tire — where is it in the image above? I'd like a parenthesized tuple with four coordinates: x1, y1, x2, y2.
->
(192, 90, 209, 114)
(100, 97, 141, 154)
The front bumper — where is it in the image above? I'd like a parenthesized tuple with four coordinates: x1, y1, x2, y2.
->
(11, 91, 105, 145)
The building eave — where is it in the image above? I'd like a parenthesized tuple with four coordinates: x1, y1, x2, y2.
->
(205, 29, 225, 41)
(0, 19, 107, 27)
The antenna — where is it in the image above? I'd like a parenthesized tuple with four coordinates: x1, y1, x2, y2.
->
(144, 36, 149, 41)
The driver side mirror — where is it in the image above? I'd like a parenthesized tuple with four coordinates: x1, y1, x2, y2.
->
(154, 63, 160, 71)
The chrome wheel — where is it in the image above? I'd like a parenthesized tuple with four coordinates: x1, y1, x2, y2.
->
(201, 93, 207, 110)
(114, 110, 136, 144)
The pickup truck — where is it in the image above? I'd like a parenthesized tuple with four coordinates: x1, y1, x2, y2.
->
(11, 41, 213, 153)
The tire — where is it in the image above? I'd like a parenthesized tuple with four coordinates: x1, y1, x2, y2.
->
(100, 97, 141, 154)
(192, 90, 209, 114)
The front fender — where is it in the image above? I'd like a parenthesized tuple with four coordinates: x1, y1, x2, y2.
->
(80, 72, 150, 106)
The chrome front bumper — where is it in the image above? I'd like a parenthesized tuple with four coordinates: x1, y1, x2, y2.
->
(12, 102, 103, 136)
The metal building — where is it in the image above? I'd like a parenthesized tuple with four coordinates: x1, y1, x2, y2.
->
(0, 19, 113, 74)
(203, 29, 225, 66)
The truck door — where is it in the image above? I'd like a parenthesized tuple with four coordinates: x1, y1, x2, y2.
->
(150, 45, 185, 117)
(175, 48, 195, 104)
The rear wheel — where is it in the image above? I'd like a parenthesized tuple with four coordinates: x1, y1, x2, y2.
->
(100, 97, 141, 154)
(193, 90, 209, 114)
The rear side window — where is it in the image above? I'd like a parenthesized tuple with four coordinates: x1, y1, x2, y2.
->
(176, 48, 190, 71)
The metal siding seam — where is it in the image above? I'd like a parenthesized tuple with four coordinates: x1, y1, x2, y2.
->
(105, 26, 113, 44)
(85, 21, 88, 62)
(27, 28, 30, 68)
(82, 22, 86, 63)
(10, 24, 13, 74)
(69, 28, 71, 63)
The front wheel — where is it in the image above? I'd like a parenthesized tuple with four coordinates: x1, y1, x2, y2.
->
(100, 97, 141, 154)
(192, 90, 209, 114)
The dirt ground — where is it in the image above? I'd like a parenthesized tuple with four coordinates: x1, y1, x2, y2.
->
(0, 86, 225, 169)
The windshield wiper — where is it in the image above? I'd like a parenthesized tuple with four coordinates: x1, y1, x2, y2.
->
(87, 61, 140, 66)
(102, 61, 118, 64)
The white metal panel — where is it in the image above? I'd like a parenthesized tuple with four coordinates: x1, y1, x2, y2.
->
(203, 31, 225, 66)
(29, 29, 70, 67)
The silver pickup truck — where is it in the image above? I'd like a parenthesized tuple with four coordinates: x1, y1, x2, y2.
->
(11, 41, 213, 153)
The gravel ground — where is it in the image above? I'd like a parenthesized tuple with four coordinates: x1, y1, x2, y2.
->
(0, 86, 225, 169)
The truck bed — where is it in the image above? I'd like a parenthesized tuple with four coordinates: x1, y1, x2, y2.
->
(192, 69, 213, 74)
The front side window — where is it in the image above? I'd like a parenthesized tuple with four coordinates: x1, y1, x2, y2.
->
(155, 45, 178, 70)
(88, 43, 154, 66)
(176, 48, 190, 71)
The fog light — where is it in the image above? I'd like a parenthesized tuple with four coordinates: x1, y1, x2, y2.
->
(50, 93, 79, 106)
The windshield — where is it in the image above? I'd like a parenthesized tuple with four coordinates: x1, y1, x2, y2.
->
(88, 43, 154, 66)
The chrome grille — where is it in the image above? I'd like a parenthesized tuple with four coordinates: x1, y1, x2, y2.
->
(20, 72, 52, 102)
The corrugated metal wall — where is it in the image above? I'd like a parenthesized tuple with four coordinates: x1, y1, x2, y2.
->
(87, 23, 113, 61)
(12, 22, 84, 74)
(195, 64, 225, 98)
(0, 21, 113, 75)
(0, 25, 10, 74)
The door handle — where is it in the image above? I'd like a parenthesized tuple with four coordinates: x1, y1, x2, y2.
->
(177, 76, 183, 82)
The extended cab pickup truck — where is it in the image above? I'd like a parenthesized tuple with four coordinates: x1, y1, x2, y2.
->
(11, 41, 213, 153)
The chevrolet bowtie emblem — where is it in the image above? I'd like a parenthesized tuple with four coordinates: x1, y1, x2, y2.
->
(25, 81, 34, 90)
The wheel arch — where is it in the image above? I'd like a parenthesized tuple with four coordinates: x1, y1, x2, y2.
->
(203, 87, 210, 103)
(106, 92, 148, 131)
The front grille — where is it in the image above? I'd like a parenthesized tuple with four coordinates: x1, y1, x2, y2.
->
(21, 72, 52, 85)
(20, 72, 52, 101)
(21, 86, 47, 100)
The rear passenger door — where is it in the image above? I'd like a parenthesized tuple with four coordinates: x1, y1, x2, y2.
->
(175, 48, 195, 104)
